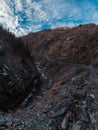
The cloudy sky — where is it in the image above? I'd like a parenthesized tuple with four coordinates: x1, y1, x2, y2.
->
(0, 0, 98, 36)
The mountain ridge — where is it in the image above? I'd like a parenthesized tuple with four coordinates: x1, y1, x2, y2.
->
(23, 23, 98, 67)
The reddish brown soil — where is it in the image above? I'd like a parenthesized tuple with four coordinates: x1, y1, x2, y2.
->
(23, 23, 98, 66)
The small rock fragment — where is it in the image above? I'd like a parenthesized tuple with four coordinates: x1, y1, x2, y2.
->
(72, 123, 81, 130)
(0, 45, 4, 56)
(72, 75, 84, 87)
(90, 94, 95, 99)
(82, 101, 86, 104)
(61, 117, 68, 129)
(79, 111, 90, 123)
(0, 119, 7, 127)
(90, 113, 96, 124)
(51, 107, 67, 118)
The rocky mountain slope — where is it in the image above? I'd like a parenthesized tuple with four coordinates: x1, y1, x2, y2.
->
(23, 24, 98, 67)
(0, 27, 42, 111)
(0, 24, 97, 130)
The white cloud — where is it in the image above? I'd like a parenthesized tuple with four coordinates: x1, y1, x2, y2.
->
(92, 11, 98, 23)
(25, 0, 32, 7)
(14, 0, 23, 12)
(0, 0, 98, 36)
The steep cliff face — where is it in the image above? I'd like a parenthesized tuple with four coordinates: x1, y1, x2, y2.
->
(23, 24, 98, 67)
(0, 27, 42, 111)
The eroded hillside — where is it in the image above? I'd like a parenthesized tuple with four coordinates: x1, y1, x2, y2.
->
(23, 24, 98, 67)
(0, 24, 97, 130)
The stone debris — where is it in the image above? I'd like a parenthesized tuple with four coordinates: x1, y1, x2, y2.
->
(90, 94, 95, 99)
(71, 123, 81, 130)
(0, 118, 7, 127)
(61, 116, 68, 129)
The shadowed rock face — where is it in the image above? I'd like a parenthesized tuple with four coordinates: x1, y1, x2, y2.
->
(23, 24, 98, 67)
(0, 27, 42, 111)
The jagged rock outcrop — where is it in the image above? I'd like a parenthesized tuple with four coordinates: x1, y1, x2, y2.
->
(0, 27, 42, 111)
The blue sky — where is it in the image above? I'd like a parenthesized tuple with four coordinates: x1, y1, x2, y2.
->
(0, 0, 98, 36)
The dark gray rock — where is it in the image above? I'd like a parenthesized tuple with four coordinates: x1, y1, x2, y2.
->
(72, 75, 85, 87)
(61, 118, 68, 130)
(0, 119, 7, 127)
(72, 123, 81, 130)
(0, 45, 4, 56)
(73, 89, 87, 99)
(51, 107, 68, 118)
(79, 111, 90, 123)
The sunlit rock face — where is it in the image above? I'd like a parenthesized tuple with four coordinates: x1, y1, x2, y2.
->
(23, 24, 98, 67)
(0, 0, 98, 36)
